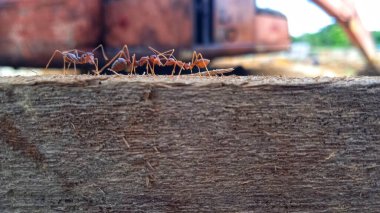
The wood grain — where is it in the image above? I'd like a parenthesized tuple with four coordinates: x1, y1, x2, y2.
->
(0, 75, 379, 212)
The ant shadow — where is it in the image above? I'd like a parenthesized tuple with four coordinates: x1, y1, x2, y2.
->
(81, 64, 250, 76)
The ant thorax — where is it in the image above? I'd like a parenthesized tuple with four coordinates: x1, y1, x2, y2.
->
(64, 53, 79, 63)
(149, 55, 162, 66)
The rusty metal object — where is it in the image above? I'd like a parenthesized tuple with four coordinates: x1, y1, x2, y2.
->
(0, 0, 102, 67)
(0, 0, 290, 67)
(214, 0, 257, 44)
(0, 0, 376, 71)
(252, 11, 290, 51)
(194, 5, 290, 57)
(312, 0, 378, 72)
(99, 0, 290, 58)
(104, 0, 193, 51)
(193, 0, 289, 57)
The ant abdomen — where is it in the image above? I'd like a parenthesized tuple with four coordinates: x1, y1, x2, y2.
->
(111, 58, 129, 72)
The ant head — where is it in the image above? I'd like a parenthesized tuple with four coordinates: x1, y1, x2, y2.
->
(149, 55, 162, 65)
(82, 53, 95, 64)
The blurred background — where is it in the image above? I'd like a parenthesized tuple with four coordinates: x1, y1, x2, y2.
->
(0, 0, 379, 77)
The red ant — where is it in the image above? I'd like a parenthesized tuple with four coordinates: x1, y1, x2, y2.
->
(133, 47, 175, 75)
(146, 46, 177, 75)
(100, 45, 174, 75)
(99, 45, 133, 74)
(190, 51, 211, 75)
(178, 51, 211, 76)
(45, 44, 108, 75)
(150, 49, 211, 76)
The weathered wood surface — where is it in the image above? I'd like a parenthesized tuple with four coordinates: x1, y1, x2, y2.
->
(0, 76, 380, 212)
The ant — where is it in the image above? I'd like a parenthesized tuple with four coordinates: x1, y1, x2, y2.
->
(45, 44, 108, 75)
(99, 45, 133, 74)
(133, 46, 175, 75)
(149, 48, 210, 76)
(190, 51, 211, 76)
(148, 48, 188, 76)
(178, 51, 211, 76)
(100, 45, 174, 75)
(147, 46, 176, 75)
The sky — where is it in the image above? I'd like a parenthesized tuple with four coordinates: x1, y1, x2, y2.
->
(256, 0, 380, 37)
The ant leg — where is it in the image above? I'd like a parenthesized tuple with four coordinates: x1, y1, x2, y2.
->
(122, 45, 131, 59)
(99, 45, 130, 74)
(130, 54, 135, 75)
(150, 64, 155, 76)
(145, 63, 150, 75)
(148, 62, 156, 76)
(63, 62, 66, 75)
(171, 64, 177, 76)
(148, 46, 163, 58)
(197, 53, 211, 77)
(73, 62, 77, 74)
(46, 50, 63, 70)
(92, 44, 109, 60)
(160, 49, 175, 60)
(73, 49, 80, 58)
(107, 68, 120, 75)
(130, 54, 136, 75)
(149, 47, 172, 57)
(99, 51, 123, 74)
(148, 47, 175, 61)
(190, 51, 198, 74)
(152, 63, 157, 76)
(129, 54, 134, 75)
(191, 51, 197, 65)
(146, 62, 156, 76)
(177, 65, 184, 76)
(94, 58, 99, 75)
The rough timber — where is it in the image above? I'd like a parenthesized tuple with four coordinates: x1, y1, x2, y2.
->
(0, 75, 379, 212)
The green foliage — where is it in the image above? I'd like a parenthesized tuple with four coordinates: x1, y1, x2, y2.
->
(372, 31, 380, 44)
(292, 23, 351, 47)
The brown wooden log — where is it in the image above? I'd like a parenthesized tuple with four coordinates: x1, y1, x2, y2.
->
(0, 76, 380, 212)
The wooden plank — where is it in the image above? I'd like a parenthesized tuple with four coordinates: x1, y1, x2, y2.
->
(0, 76, 380, 212)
